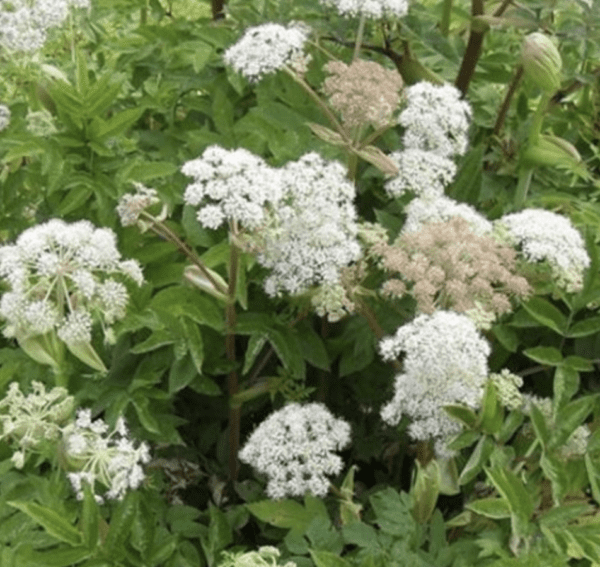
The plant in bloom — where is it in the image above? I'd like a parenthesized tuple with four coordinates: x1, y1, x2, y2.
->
(0, 219, 143, 369)
(380, 311, 490, 456)
(116, 182, 161, 227)
(494, 208, 590, 293)
(319, 0, 409, 19)
(219, 546, 297, 567)
(251, 153, 361, 298)
(0, 103, 10, 131)
(181, 145, 281, 231)
(0, 381, 74, 468)
(62, 409, 151, 503)
(0, 0, 90, 53)
(223, 23, 310, 83)
(239, 402, 351, 499)
(385, 149, 457, 200)
(398, 82, 472, 157)
(323, 59, 403, 130)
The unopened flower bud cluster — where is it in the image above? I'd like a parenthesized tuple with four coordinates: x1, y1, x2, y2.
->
(239, 402, 351, 499)
(0, 219, 143, 346)
(116, 182, 161, 227)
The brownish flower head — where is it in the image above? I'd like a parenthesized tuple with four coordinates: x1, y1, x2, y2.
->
(323, 59, 403, 129)
(373, 217, 531, 324)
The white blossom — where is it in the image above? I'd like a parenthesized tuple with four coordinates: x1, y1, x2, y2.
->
(0, 219, 143, 345)
(495, 208, 590, 293)
(0, 381, 74, 467)
(224, 23, 310, 82)
(116, 183, 160, 227)
(380, 311, 490, 454)
(63, 409, 150, 503)
(385, 149, 456, 199)
(0, 104, 10, 131)
(182, 145, 281, 230)
(319, 0, 409, 19)
(239, 403, 351, 499)
(399, 82, 472, 157)
(402, 195, 493, 235)
(254, 152, 361, 296)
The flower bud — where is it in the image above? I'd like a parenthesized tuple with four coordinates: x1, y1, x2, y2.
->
(523, 134, 581, 168)
(521, 32, 562, 92)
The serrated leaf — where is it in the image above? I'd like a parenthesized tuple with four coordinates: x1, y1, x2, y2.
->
(131, 394, 161, 434)
(8, 501, 82, 546)
(125, 160, 179, 182)
(484, 466, 533, 529)
(18, 546, 93, 567)
(104, 492, 138, 557)
(553, 366, 580, 410)
(466, 497, 511, 519)
(130, 329, 175, 354)
(242, 333, 267, 375)
(369, 488, 414, 537)
(522, 297, 568, 335)
(309, 549, 351, 567)
(91, 107, 144, 140)
(459, 436, 494, 485)
(246, 500, 313, 531)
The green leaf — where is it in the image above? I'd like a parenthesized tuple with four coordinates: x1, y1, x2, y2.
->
(540, 451, 569, 505)
(411, 459, 440, 523)
(484, 466, 533, 531)
(242, 333, 267, 375)
(369, 488, 415, 537)
(131, 394, 161, 434)
(81, 484, 99, 551)
(65, 341, 107, 373)
(182, 319, 204, 375)
(552, 395, 596, 447)
(200, 504, 232, 567)
(448, 144, 483, 204)
(91, 107, 144, 141)
(18, 546, 93, 567)
(553, 366, 580, 410)
(459, 436, 494, 485)
(75, 48, 89, 96)
(567, 317, 600, 338)
(444, 405, 478, 429)
(466, 497, 511, 519)
(492, 324, 519, 352)
(8, 501, 82, 546)
(104, 492, 138, 557)
(246, 500, 313, 532)
(529, 404, 550, 448)
(131, 497, 154, 559)
(124, 160, 179, 182)
(309, 550, 351, 567)
(296, 323, 330, 371)
(130, 329, 175, 354)
(479, 382, 503, 435)
(523, 346, 563, 366)
(522, 297, 568, 335)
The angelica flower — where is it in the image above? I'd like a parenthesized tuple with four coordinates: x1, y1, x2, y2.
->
(219, 546, 297, 567)
(182, 145, 281, 230)
(380, 311, 490, 455)
(385, 150, 456, 199)
(399, 82, 472, 157)
(116, 182, 160, 227)
(495, 208, 590, 293)
(0, 104, 10, 131)
(224, 23, 310, 82)
(239, 402, 351, 499)
(252, 153, 361, 296)
(319, 0, 409, 19)
(0, 381, 74, 468)
(0, 219, 143, 354)
(63, 409, 150, 503)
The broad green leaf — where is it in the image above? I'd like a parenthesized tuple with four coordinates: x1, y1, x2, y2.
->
(339, 466, 362, 525)
(200, 505, 232, 567)
(75, 48, 89, 96)
(296, 323, 330, 371)
(553, 395, 596, 447)
(17, 546, 93, 567)
(130, 329, 175, 354)
(523, 346, 563, 366)
(540, 452, 569, 505)
(459, 436, 494, 485)
(553, 366, 580, 410)
(246, 500, 313, 531)
(479, 382, 503, 435)
(567, 317, 600, 338)
(369, 488, 415, 537)
(444, 405, 478, 429)
(65, 341, 107, 373)
(342, 521, 378, 548)
(91, 107, 144, 141)
(310, 550, 351, 567)
(131, 394, 161, 434)
(484, 466, 533, 532)
(447, 143, 483, 204)
(466, 497, 511, 519)
(148, 536, 178, 566)
(529, 404, 550, 448)
(124, 160, 179, 183)
(411, 459, 440, 523)
(84, 74, 123, 117)
(104, 492, 138, 557)
(492, 324, 519, 352)
(8, 501, 82, 546)
(585, 453, 600, 505)
(522, 297, 568, 335)
(81, 484, 99, 551)
(242, 333, 267, 375)
(182, 319, 204, 375)
(563, 356, 592, 371)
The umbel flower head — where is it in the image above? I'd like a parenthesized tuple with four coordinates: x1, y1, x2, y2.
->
(182, 145, 281, 230)
(219, 546, 297, 567)
(323, 59, 403, 129)
(380, 311, 490, 456)
(398, 82, 472, 157)
(116, 182, 161, 227)
(0, 219, 143, 370)
(224, 23, 310, 83)
(494, 208, 590, 293)
(0, 104, 10, 131)
(319, 0, 409, 19)
(0, 381, 75, 469)
(252, 153, 361, 297)
(239, 402, 351, 499)
(0, 0, 90, 53)
(62, 409, 151, 504)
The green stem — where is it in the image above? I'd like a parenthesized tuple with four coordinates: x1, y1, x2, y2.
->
(493, 66, 523, 137)
(530, 92, 552, 144)
(440, 0, 453, 36)
(514, 166, 534, 210)
(230, 378, 279, 408)
(226, 238, 240, 482)
(353, 14, 366, 61)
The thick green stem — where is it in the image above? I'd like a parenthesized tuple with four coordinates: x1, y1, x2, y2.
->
(230, 378, 279, 408)
(514, 166, 534, 210)
(226, 241, 240, 482)
(353, 14, 366, 61)
(440, 0, 453, 37)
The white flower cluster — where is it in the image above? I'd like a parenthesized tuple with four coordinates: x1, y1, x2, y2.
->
(0, 381, 74, 469)
(489, 369, 523, 411)
(398, 82, 472, 157)
(0, 104, 10, 131)
(0, 219, 143, 345)
(380, 311, 490, 456)
(255, 153, 361, 297)
(219, 546, 297, 567)
(402, 195, 493, 235)
(182, 146, 281, 230)
(385, 149, 456, 200)
(495, 208, 590, 293)
(224, 23, 310, 82)
(239, 402, 351, 499)
(0, 0, 90, 53)
(116, 182, 160, 227)
(26, 108, 57, 137)
(63, 409, 150, 503)
(319, 0, 409, 19)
